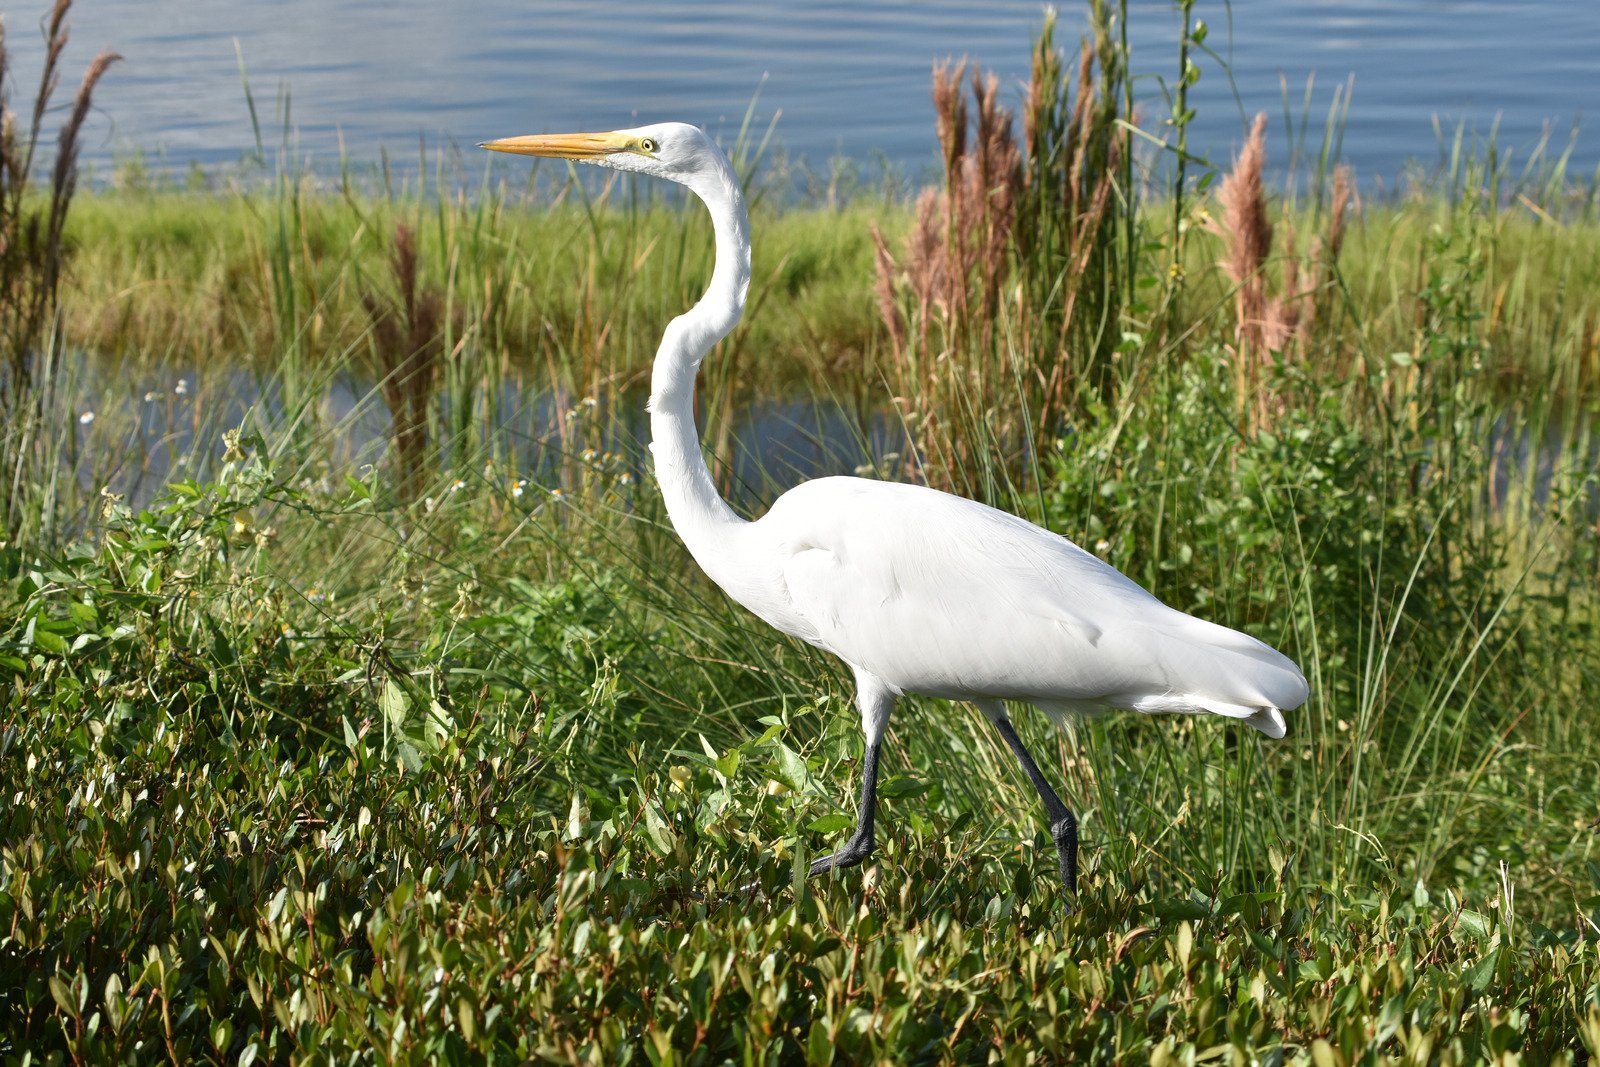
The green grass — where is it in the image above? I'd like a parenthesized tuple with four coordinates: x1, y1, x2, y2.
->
(3, 363, 1599, 1058)
(54, 179, 1600, 441)
(4, 41, 1600, 1063)
(59, 183, 891, 399)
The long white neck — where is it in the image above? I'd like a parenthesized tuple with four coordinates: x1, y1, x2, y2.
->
(648, 159, 752, 575)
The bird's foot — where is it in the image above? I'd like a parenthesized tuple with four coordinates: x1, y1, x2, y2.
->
(710, 869, 791, 909)
(809, 834, 874, 876)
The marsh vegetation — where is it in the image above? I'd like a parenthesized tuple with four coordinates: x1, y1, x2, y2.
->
(2, 1, 1599, 1060)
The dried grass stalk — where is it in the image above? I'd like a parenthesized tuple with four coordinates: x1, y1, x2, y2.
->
(874, 7, 1130, 487)
(1208, 113, 1278, 431)
(363, 223, 445, 504)
(879, 73, 1020, 334)
(872, 61, 1025, 483)
(1, 0, 119, 426)
(1207, 116, 1361, 433)
(870, 224, 906, 356)
(1213, 112, 1273, 333)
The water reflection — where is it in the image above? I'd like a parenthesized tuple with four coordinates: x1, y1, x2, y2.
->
(68, 356, 911, 516)
(66, 354, 1596, 530)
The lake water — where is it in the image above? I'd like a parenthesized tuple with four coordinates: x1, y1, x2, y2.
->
(8, 1, 1599, 186)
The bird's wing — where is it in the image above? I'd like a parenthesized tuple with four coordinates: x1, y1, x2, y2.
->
(756, 477, 1305, 722)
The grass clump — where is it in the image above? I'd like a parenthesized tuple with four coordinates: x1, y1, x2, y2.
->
(0, 0, 118, 532)
(872, 3, 1132, 490)
(2, 410, 1598, 1061)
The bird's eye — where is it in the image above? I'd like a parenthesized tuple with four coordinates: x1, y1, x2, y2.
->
(639, 138, 658, 154)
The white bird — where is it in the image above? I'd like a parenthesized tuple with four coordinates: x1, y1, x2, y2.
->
(481, 122, 1308, 893)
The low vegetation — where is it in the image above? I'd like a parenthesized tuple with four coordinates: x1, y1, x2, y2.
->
(2, 0, 1599, 1061)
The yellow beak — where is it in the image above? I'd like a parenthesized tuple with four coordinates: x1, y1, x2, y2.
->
(478, 131, 636, 159)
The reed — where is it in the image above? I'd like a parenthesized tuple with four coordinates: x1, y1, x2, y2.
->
(0, 0, 117, 533)
(873, 4, 1132, 491)
(362, 222, 446, 504)
(1198, 113, 1357, 435)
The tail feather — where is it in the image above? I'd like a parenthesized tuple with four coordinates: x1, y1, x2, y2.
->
(1131, 692, 1292, 738)
(1153, 614, 1309, 714)
(1243, 705, 1288, 739)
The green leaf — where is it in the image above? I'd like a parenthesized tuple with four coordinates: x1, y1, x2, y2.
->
(381, 680, 410, 729)
(1149, 897, 1210, 922)
(642, 801, 675, 855)
(772, 742, 814, 793)
(806, 1019, 833, 1066)
(1462, 948, 1500, 992)
(751, 721, 785, 746)
(878, 775, 931, 800)
(30, 627, 69, 656)
(1457, 909, 1493, 940)
(103, 972, 125, 1032)
(425, 699, 454, 747)
(396, 741, 422, 774)
(807, 813, 853, 834)
(49, 975, 77, 1017)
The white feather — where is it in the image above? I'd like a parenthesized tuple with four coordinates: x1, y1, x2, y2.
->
(718, 477, 1306, 735)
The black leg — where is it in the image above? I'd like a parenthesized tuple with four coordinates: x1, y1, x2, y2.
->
(809, 738, 882, 875)
(991, 713, 1078, 893)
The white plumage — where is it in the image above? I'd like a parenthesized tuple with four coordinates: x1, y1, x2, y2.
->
(747, 478, 1304, 737)
(482, 120, 1308, 893)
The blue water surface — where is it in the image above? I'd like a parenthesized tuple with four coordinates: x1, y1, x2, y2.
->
(6, 1, 1596, 183)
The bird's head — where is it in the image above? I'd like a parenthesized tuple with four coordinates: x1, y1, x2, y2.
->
(479, 121, 726, 187)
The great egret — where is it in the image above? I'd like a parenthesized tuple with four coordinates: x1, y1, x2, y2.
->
(481, 122, 1308, 894)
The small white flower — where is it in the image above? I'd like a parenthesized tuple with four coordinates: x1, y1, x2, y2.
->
(78, 411, 95, 425)
(511, 479, 526, 498)
(618, 472, 633, 485)
(580, 396, 598, 409)
(143, 391, 162, 402)
(550, 488, 564, 500)
(450, 479, 466, 493)
(1094, 539, 1111, 555)
(175, 378, 190, 396)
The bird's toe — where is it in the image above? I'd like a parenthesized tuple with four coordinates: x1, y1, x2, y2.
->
(809, 838, 873, 876)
